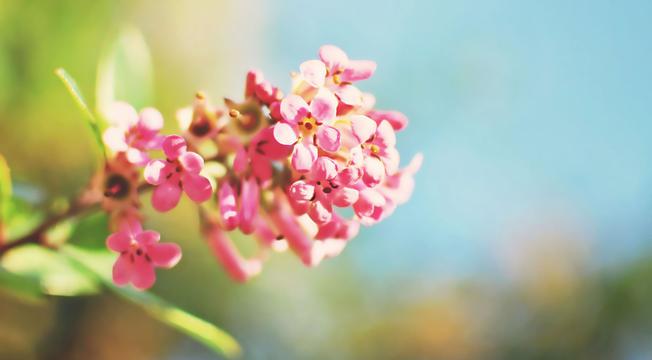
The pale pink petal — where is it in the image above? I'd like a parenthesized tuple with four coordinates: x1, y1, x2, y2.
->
(273, 122, 298, 146)
(311, 156, 338, 180)
(375, 120, 396, 148)
(112, 254, 132, 286)
(335, 219, 360, 240)
(144, 160, 170, 185)
(102, 127, 128, 152)
(178, 151, 204, 174)
(147, 243, 182, 268)
(337, 166, 362, 186)
(308, 200, 332, 225)
(138, 108, 164, 134)
(238, 177, 259, 234)
(315, 219, 340, 240)
(309, 88, 337, 122)
(333, 187, 359, 207)
(362, 156, 385, 188)
(151, 181, 182, 212)
(350, 115, 377, 144)
(135, 230, 160, 245)
(381, 147, 400, 175)
(315, 125, 341, 152)
(218, 182, 239, 230)
(341, 60, 376, 82)
(300, 60, 326, 88)
(106, 231, 131, 252)
(280, 94, 309, 124)
(319, 45, 348, 71)
(125, 148, 149, 166)
(335, 84, 362, 106)
(291, 143, 317, 173)
(182, 173, 213, 203)
(131, 256, 156, 290)
(162, 135, 187, 160)
(367, 110, 408, 131)
(289, 180, 315, 202)
(105, 101, 138, 127)
(176, 107, 193, 131)
(353, 188, 385, 218)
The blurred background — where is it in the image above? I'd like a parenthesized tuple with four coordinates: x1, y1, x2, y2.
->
(2, 0, 652, 359)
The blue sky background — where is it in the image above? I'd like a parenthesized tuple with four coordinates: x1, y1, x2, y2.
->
(246, 0, 652, 281)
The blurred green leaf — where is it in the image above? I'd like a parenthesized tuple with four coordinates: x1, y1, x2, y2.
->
(1, 245, 100, 296)
(54, 68, 107, 161)
(0, 266, 43, 303)
(96, 26, 154, 113)
(63, 246, 242, 359)
(0, 154, 10, 240)
(3, 196, 44, 240)
(67, 211, 109, 249)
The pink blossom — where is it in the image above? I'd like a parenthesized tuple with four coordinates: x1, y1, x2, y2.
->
(102, 101, 164, 165)
(274, 88, 341, 172)
(144, 135, 213, 212)
(106, 220, 181, 290)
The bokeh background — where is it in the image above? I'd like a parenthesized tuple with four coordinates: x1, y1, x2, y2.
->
(2, 0, 652, 359)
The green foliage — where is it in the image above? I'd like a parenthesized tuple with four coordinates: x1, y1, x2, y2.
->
(0, 154, 11, 225)
(63, 246, 242, 359)
(1, 246, 101, 297)
(96, 27, 154, 114)
(54, 68, 107, 161)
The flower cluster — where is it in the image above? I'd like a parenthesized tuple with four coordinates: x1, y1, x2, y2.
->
(99, 45, 421, 289)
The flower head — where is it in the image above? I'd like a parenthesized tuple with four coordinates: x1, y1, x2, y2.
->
(106, 219, 181, 290)
(144, 135, 213, 212)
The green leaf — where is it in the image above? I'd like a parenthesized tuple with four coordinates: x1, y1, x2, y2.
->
(54, 68, 107, 161)
(67, 211, 109, 249)
(96, 26, 154, 113)
(0, 266, 43, 303)
(62, 246, 242, 358)
(1, 245, 101, 296)
(0, 154, 10, 238)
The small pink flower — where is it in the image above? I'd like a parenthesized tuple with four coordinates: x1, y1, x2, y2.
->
(144, 135, 213, 212)
(274, 88, 341, 172)
(245, 69, 282, 105)
(319, 45, 377, 84)
(367, 109, 408, 132)
(355, 120, 400, 187)
(106, 220, 181, 290)
(102, 102, 164, 165)
(217, 177, 260, 234)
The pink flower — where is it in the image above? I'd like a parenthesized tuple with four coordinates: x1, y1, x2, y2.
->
(245, 69, 282, 105)
(217, 177, 260, 234)
(274, 88, 341, 172)
(102, 102, 164, 165)
(106, 220, 181, 290)
(144, 135, 213, 212)
(205, 224, 262, 282)
(356, 120, 400, 187)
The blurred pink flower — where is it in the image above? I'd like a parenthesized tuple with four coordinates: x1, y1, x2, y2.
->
(102, 102, 164, 165)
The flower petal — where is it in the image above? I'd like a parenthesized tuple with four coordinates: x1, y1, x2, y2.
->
(315, 125, 341, 152)
(341, 60, 376, 82)
(182, 173, 213, 203)
(125, 148, 149, 166)
(375, 120, 396, 148)
(333, 187, 359, 207)
(273, 122, 298, 146)
(131, 255, 156, 290)
(335, 84, 362, 107)
(310, 88, 337, 122)
(311, 156, 338, 181)
(300, 59, 326, 88)
(106, 231, 131, 252)
(350, 115, 377, 144)
(289, 180, 315, 202)
(144, 160, 170, 185)
(362, 156, 385, 188)
(308, 200, 332, 225)
(239, 177, 259, 234)
(147, 242, 182, 268)
(112, 254, 133, 286)
(138, 107, 164, 134)
(367, 110, 408, 131)
(280, 94, 309, 124)
(105, 101, 139, 127)
(162, 135, 187, 160)
(151, 181, 182, 212)
(218, 181, 239, 230)
(291, 143, 317, 173)
(179, 151, 204, 174)
(319, 45, 348, 71)
(135, 230, 160, 245)
(102, 127, 128, 152)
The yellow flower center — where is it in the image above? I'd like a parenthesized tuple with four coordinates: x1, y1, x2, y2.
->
(298, 116, 318, 137)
